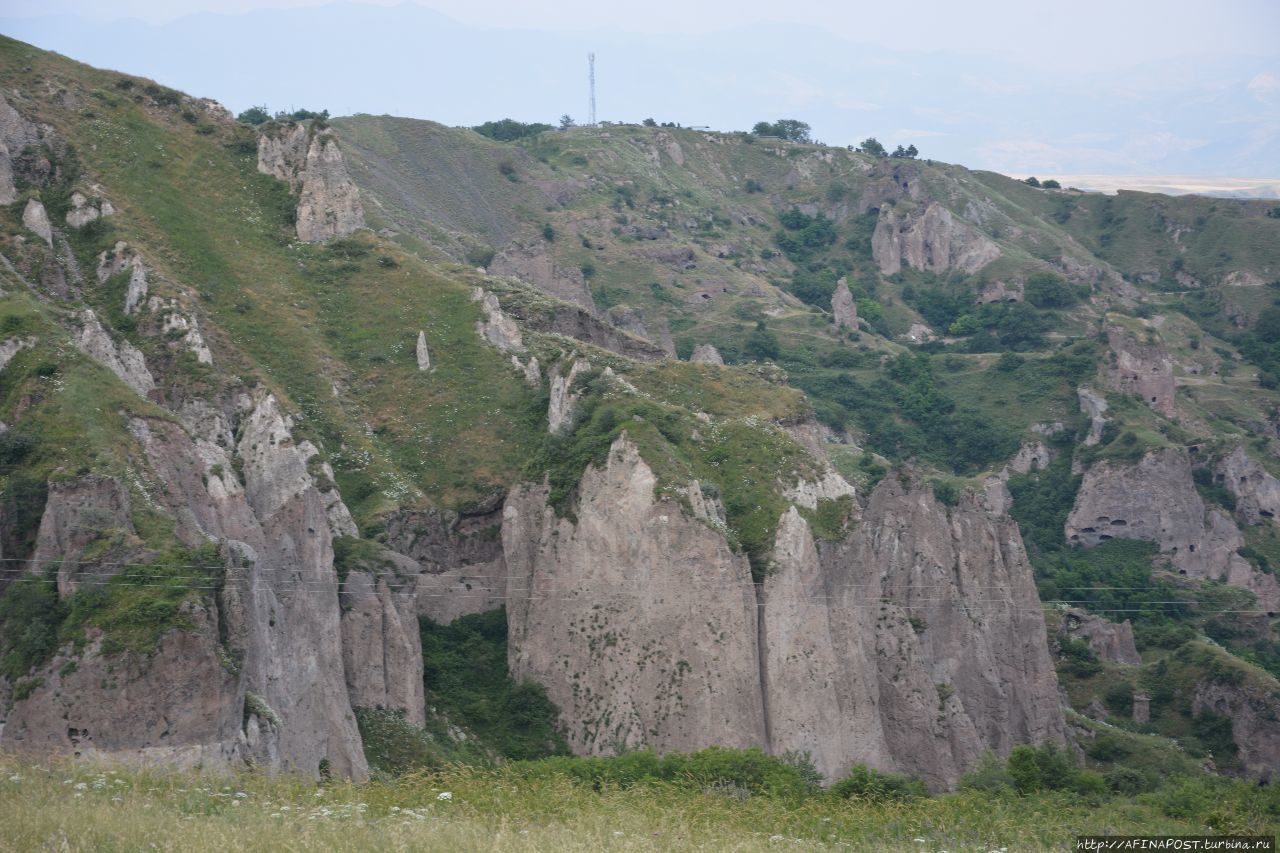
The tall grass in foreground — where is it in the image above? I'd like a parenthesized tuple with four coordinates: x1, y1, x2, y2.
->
(1, 755, 1275, 852)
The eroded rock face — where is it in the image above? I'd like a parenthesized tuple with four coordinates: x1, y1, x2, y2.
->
(1105, 320, 1176, 417)
(1067, 449, 1280, 611)
(1192, 679, 1280, 782)
(0, 93, 45, 204)
(1009, 441, 1051, 475)
(1061, 609, 1141, 666)
(257, 124, 366, 243)
(74, 309, 155, 397)
(0, 601, 243, 769)
(97, 242, 150, 315)
(775, 476, 1066, 788)
(831, 278, 858, 330)
(384, 505, 508, 625)
(504, 436, 767, 756)
(872, 202, 1000, 276)
(471, 288, 524, 353)
(1216, 446, 1280, 526)
(22, 198, 52, 245)
(504, 438, 1064, 789)
(0, 335, 34, 371)
(27, 475, 136, 597)
(690, 344, 724, 365)
(340, 571, 426, 726)
(490, 242, 596, 311)
(1078, 388, 1109, 447)
(548, 359, 591, 434)
(415, 331, 431, 371)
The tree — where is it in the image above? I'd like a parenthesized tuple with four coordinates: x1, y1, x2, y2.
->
(642, 117, 657, 127)
(236, 105, 271, 125)
(1041, 178, 1061, 189)
(751, 119, 811, 142)
(473, 119, 553, 142)
(559, 114, 576, 130)
(1023, 176, 1041, 187)
(858, 137, 887, 157)
(905, 144, 918, 158)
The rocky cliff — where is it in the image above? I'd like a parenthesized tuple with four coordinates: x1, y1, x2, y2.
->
(1066, 448, 1280, 612)
(503, 436, 1064, 788)
(257, 122, 366, 243)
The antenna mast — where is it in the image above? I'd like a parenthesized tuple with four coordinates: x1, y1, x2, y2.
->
(588, 52, 596, 127)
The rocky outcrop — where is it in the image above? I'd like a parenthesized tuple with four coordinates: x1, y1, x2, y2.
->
(1216, 446, 1280, 526)
(415, 331, 431, 371)
(690, 344, 724, 365)
(97, 242, 149, 315)
(782, 469, 856, 511)
(1105, 319, 1176, 417)
(26, 475, 137, 597)
(490, 242, 596, 311)
(471, 287, 524, 353)
(0, 600, 244, 769)
(548, 359, 591, 434)
(257, 123, 366, 243)
(1078, 388, 1109, 446)
(1067, 448, 1280, 611)
(831, 278, 858, 330)
(22, 198, 52, 246)
(1009, 441, 1051, 475)
(504, 438, 1064, 788)
(1192, 677, 1280, 782)
(340, 571, 426, 726)
(503, 296, 667, 363)
(384, 504, 508, 625)
(1061, 609, 1141, 666)
(504, 436, 767, 756)
(977, 280, 1023, 304)
(872, 202, 1000, 277)
(0, 334, 34, 371)
(117, 393, 370, 779)
(0, 93, 46, 204)
(768, 476, 1066, 788)
(73, 309, 155, 397)
(65, 191, 114, 228)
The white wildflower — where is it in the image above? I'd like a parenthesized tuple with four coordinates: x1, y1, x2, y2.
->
(436, 791, 453, 801)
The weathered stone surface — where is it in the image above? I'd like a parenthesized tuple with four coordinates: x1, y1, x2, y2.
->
(1105, 320, 1176, 417)
(504, 440, 1063, 789)
(415, 331, 431, 371)
(548, 358, 591, 434)
(74, 309, 155, 397)
(26, 475, 136, 598)
(0, 334, 34, 371)
(1192, 678, 1280, 782)
(503, 296, 667, 362)
(1216, 446, 1280, 526)
(1061, 608, 1141, 666)
(257, 124, 366, 243)
(0, 93, 44, 205)
(977, 279, 1023, 304)
(384, 504, 508, 625)
(1067, 448, 1280, 611)
(831, 278, 858, 330)
(65, 191, 112, 228)
(504, 435, 767, 756)
(96, 242, 150, 315)
(22, 198, 52, 245)
(340, 571, 426, 726)
(872, 202, 1000, 276)
(788, 476, 1066, 789)
(1078, 387, 1109, 447)
(690, 344, 724, 365)
(0, 601, 244, 770)
(1009, 441, 1051, 475)
(152, 298, 213, 364)
(782, 469, 856, 511)
(471, 288, 524, 353)
(490, 241, 596, 310)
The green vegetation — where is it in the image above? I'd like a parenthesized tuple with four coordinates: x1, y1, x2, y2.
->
(472, 118, 553, 142)
(2, 749, 1278, 851)
(750, 119, 811, 142)
(419, 609, 567, 761)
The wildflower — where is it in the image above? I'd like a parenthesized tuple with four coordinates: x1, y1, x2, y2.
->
(271, 813, 282, 818)
(7, 775, 20, 783)
(436, 791, 453, 801)
(74, 782, 88, 791)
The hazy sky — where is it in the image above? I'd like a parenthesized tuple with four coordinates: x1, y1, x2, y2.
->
(3, 0, 1277, 175)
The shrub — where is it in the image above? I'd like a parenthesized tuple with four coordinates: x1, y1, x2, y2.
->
(472, 119, 553, 142)
(236, 105, 271, 126)
(830, 764, 926, 801)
